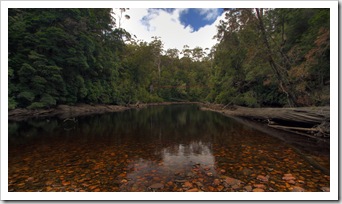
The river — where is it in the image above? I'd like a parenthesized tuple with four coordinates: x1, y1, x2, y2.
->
(8, 104, 330, 192)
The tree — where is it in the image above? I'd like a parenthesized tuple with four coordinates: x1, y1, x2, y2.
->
(149, 36, 163, 79)
(9, 8, 127, 108)
(209, 8, 329, 107)
(255, 8, 297, 107)
(8, 8, 329, 109)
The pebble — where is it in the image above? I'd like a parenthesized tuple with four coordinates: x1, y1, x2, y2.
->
(253, 188, 264, 192)
(149, 183, 164, 189)
(186, 188, 198, 192)
(152, 176, 160, 181)
(253, 184, 266, 189)
(299, 176, 305, 180)
(213, 179, 220, 186)
(186, 172, 194, 177)
(231, 184, 240, 190)
(282, 175, 296, 181)
(118, 173, 126, 178)
(297, 180, 305, 184)
(62, 181, 71, 186)
(244, 185, 252, 192)
(175, 179, 187, 183)
(306, 181, 315, 188)
(207, 186, 215, 191)
(241, 168, 253, 176)
(287, 180, 296, 184)
(217, 185, 224, 191)
(182, 181, 193, 189)
(257, 175, 269, 182)
(26, 177, 34, 182)
(195, 182, 203, 188)
(206, 172, 213, 177)
(292, 186, 305, 192)
(321, 187, 330, 192)
(224, 177, 242, 187)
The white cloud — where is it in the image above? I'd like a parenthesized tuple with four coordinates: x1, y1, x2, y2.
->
(116, 8, 225, 55)
(197, 8, 221, 21)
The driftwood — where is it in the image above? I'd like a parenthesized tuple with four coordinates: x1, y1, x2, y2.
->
(200, 104, 330, 139)
(8, 104, 132, 121)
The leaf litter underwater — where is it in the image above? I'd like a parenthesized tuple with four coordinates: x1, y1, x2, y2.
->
(8, 105, 330, 192)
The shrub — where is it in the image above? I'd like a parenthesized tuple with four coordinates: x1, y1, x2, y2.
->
(28, 102, 45, 109)
(8, 97, 17, 110)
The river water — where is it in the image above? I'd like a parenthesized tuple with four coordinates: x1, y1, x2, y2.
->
(8, 104, 330, 192)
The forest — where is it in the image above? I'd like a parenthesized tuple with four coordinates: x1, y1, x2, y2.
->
(8, 8, 330, 110)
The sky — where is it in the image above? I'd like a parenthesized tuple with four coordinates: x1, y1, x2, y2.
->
(114, 8, 225, 55)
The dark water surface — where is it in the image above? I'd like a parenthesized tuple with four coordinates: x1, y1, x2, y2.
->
(8, 105, 330, 192)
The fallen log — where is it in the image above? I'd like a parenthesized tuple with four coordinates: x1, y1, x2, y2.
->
(268, 124, 319, 132)
(200, 104, 330, 139)
(267, 124, 328, 141)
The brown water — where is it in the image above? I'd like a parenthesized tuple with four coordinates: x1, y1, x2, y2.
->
(8, 104, 330, 192)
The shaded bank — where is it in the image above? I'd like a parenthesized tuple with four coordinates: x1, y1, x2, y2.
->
(9, 104, 131, 121)
(8, 102, 201, 121)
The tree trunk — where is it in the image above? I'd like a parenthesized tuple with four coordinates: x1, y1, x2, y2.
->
(157, 56, 161, 78)
(255, 8, 297, 107)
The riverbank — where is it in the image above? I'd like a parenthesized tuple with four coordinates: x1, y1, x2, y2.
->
(199, 103, 330, 140)
(8, 102, 201, 121)
(8, 104, 131, 121)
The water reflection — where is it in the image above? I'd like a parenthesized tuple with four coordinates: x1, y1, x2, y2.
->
(8, 105, 330, 192)
(122, 141, 216, 192)
(162, 142, 214, 167)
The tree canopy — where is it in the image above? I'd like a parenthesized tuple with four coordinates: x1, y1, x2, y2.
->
(8, 8, 330, 110)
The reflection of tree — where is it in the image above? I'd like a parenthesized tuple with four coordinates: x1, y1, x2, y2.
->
(8, 122, 19, 136)
(9, 119, 61, 146)
(9, 104, 241, 161)
(191, 141, 206, 155)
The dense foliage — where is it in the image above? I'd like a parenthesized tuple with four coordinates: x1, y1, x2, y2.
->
(8, 8, 330, 109)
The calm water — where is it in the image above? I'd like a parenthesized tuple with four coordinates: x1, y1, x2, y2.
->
(8, 105, 330, 192)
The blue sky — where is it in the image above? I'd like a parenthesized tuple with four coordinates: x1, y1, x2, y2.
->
(115, 8, 225, 54)
(178, 8, 224, 32)
(157, 8, 224, 32)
